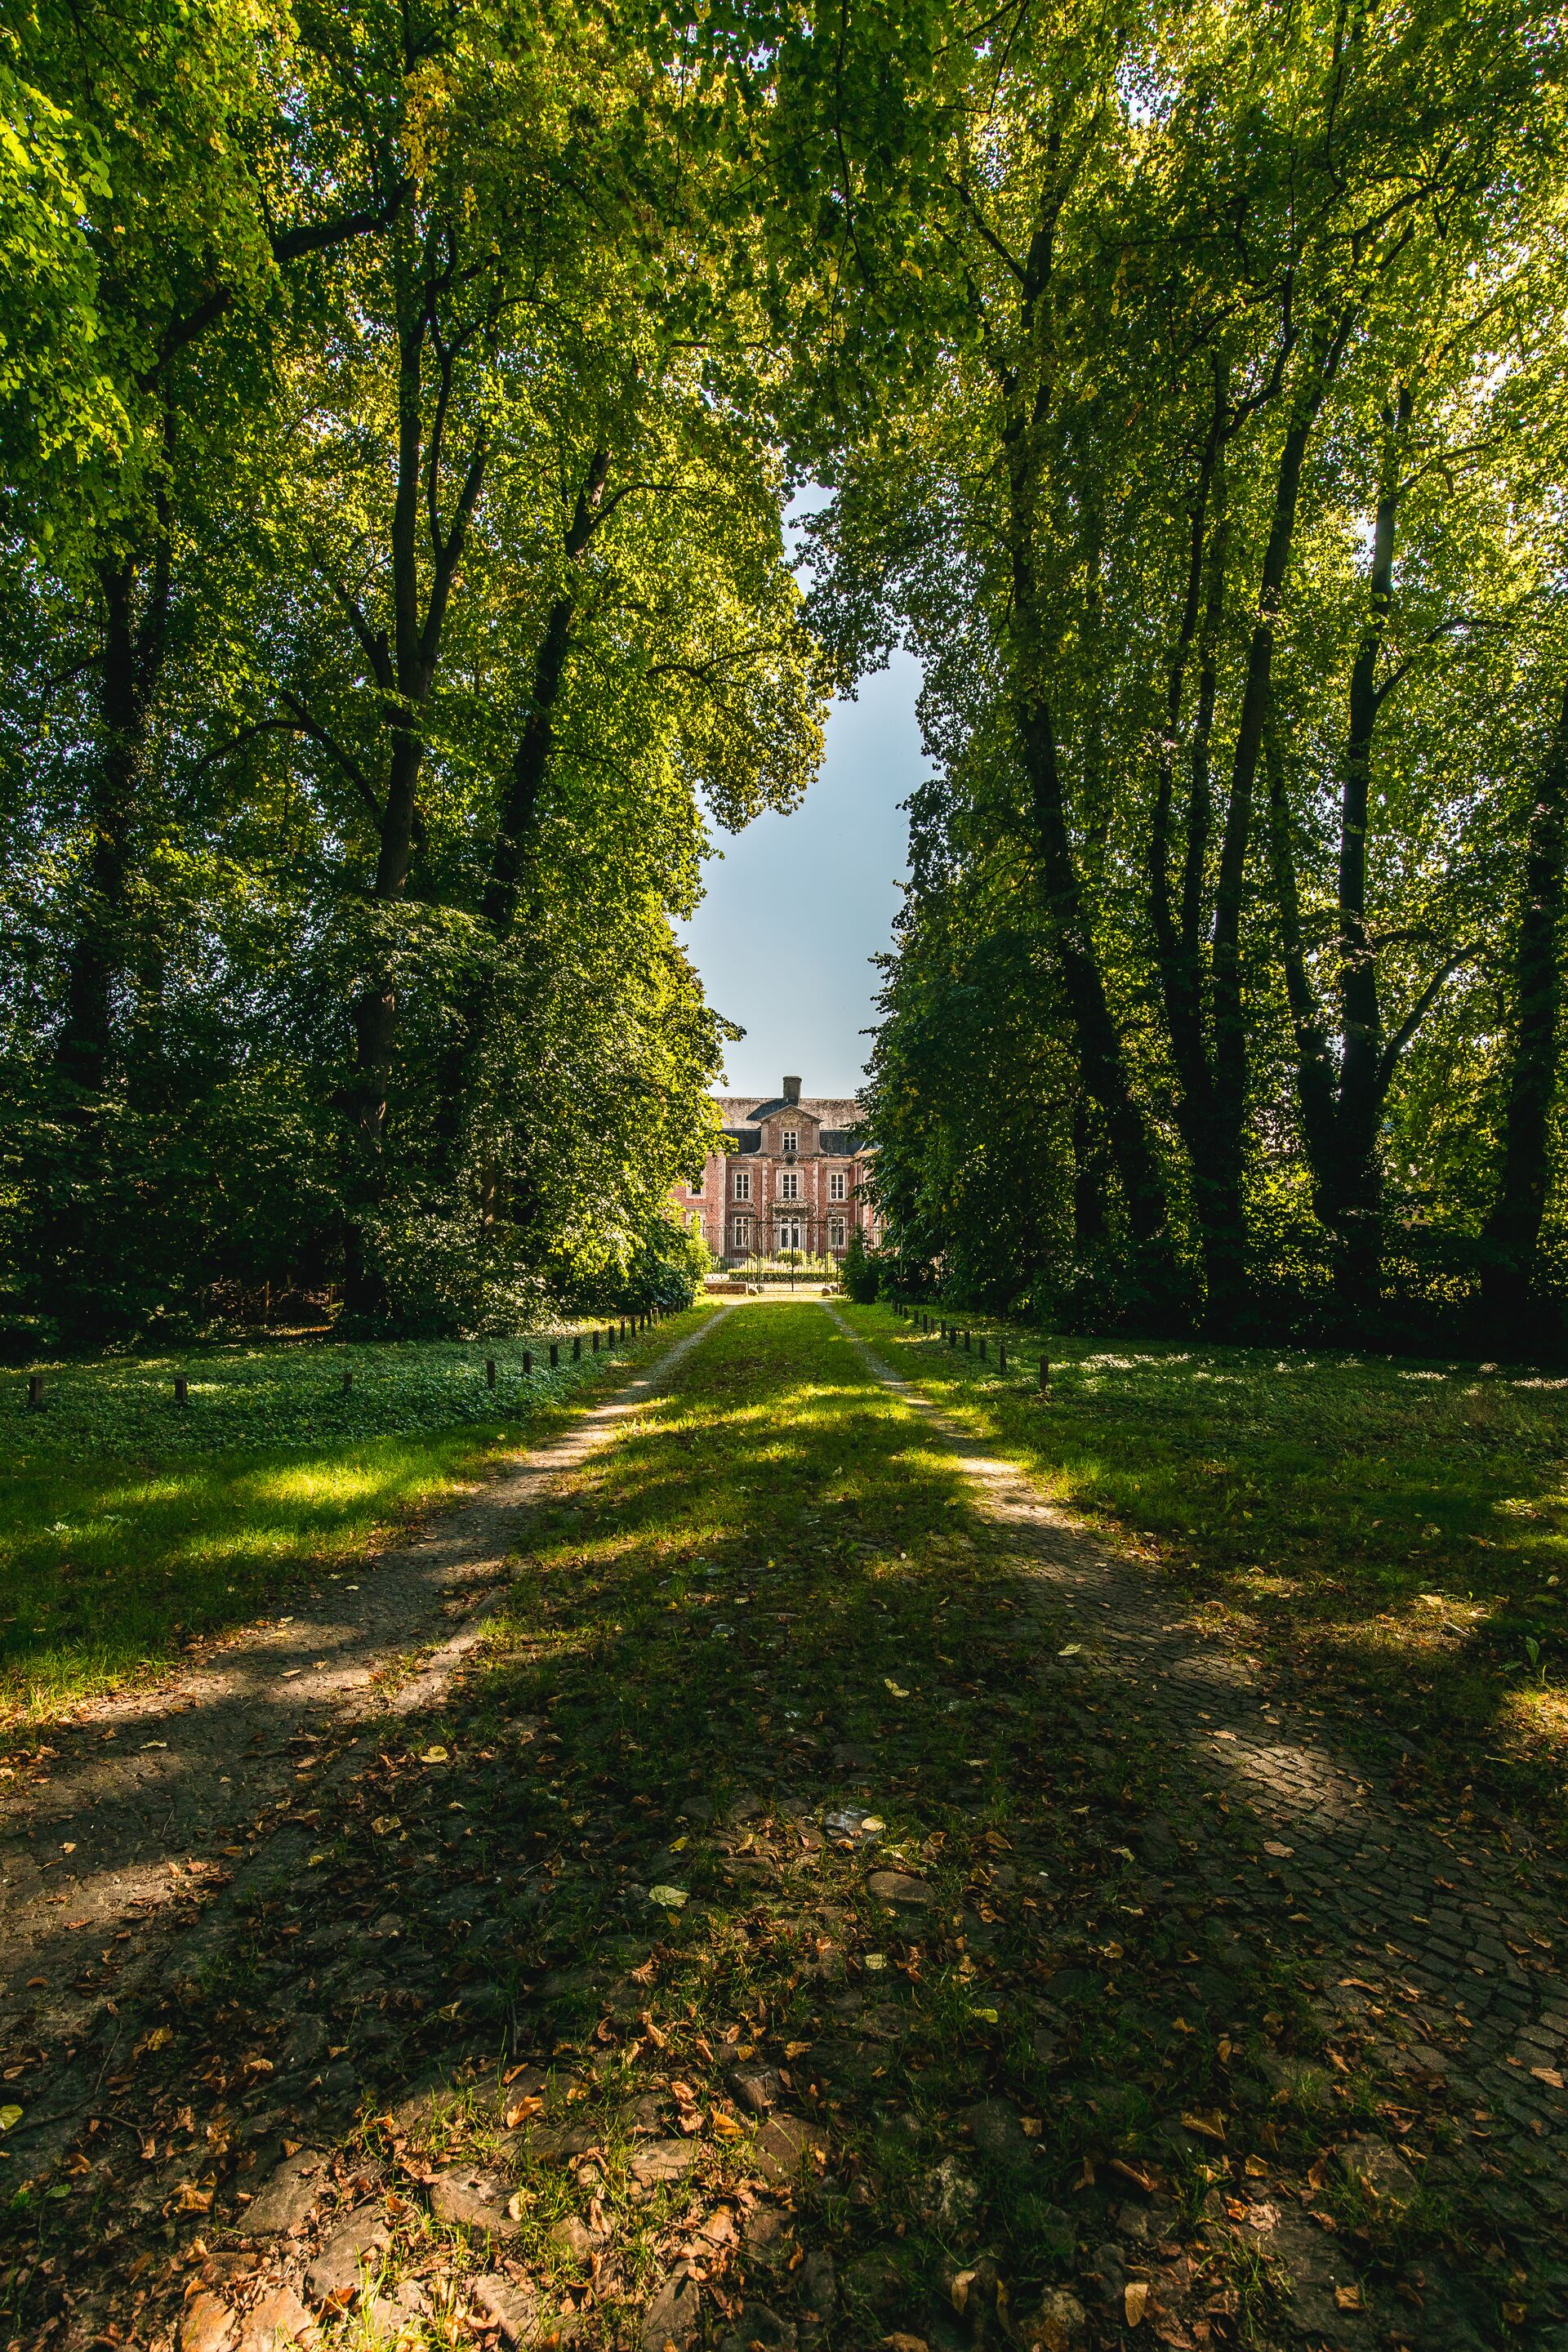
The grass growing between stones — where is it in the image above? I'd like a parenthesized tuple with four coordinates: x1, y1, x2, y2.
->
(6, 1298, 1535, 2352)
(0, 1323, 669, 1731)
(849, 1307, 1568, 1831)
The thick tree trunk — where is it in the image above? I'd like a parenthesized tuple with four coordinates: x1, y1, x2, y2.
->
(1483, 674, 1568, 1324)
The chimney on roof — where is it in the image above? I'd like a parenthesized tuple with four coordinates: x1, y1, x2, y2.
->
(783, 1075, 801, 1103)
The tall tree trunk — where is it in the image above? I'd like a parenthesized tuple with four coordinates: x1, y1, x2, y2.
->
(1483, 673, 1568, 1325)
(1148, 381, 1224, 1179)
(56, 532, 171, 1094)
(1201, 334, 1338, 1327)
(338, 231, 491, 1317)
(1018, 684, 1174, 1262)
(430, 450, 613, 1168)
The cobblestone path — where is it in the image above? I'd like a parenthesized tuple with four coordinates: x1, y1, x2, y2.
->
(832, 1309, 1568, 2350)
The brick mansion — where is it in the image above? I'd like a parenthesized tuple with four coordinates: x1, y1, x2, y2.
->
(680, 1076, 879, 1263)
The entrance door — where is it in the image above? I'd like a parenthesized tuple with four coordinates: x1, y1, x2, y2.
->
(776, 1220, 801, 1251)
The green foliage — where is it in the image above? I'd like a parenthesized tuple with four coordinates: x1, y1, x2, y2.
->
(840, 1227, 880, 1303)
(782, 0, 1568, 1346)
(0, 0, 828, 1344)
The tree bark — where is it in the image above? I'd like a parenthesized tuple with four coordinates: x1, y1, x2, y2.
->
(1483, 672, 1568, 1323)
(430, 450, 613, 1166)
(1201, 335, 1336, 1325)
(1323, 383, 1411, 1306)
(55, 532, 171, 1094)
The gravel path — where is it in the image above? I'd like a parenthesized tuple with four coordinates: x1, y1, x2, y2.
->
(0, 1313, 730, 2110)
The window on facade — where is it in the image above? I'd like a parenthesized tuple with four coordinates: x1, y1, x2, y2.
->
(731, 1218, 747, 1246)
(689, 1181, 704, 1197)
(829, 1218, 845, 1249)
(782, 1127, 798, 1153)
(733, 1169, 751, 1200)
(780, 1169, 799, 1200)
(828, 1169, 846, 1201)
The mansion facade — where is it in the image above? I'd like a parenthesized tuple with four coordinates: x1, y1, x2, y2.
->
(681, 1076, 878, 1263)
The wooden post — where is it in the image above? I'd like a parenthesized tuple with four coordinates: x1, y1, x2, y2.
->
(174, 1376, 189, 1406)
(978, 1335, 987, 1361)
(964, 1330, 972, 1353)
(27, 1374, 42, 1411)
(341, 1369, 353, 1396)
(486, 1357, 497, 1389)
(572, 1336, 581, 1361)
(1039, 1354, 1049, 1393)
(999, 1340, 1007, 1374)
(523, 1350, 533, 1379)
(591, 1330, 599, 1353)
(550, 1342, 559, 1368)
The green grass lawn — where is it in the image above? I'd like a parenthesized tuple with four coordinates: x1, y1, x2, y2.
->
(3, 1301, 1539, 2348)
(0, 1319, 687, 1733)
(849, 1303, 1568, 1828)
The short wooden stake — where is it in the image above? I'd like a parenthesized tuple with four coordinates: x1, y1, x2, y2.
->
(174, 1376, 189, 1406)
(964, 1330, 972, 1353)
(523, 1350, 533, 1379)
(1039, 1354, 1049, 1393)
(486, 1356, 497, 1388)
(978, 1335, 987, 1361)
(341, 1369, 353, 1396)
(591, 1330, 599, 1353)
(572, 1336, 581, 1361)
(999, 1340, 1008, 1374)
(549, 1342, 559, 1368)
(27, 1374, 42, 1411)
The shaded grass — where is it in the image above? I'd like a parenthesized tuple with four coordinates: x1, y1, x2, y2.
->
(0, 1319, 684, 1731)
(1, 1300, 1527, 2350)
(851, 1305, 1568, 1831)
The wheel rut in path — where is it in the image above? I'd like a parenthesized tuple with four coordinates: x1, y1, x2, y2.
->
(0, 1310, 731, 2114)
(829, 1307, 1568, 2330)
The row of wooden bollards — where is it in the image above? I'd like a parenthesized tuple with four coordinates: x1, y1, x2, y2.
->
(894, 1303, 1049, 1390)
(22, 1308, 673, 1410)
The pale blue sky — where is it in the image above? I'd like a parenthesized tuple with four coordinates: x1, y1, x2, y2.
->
(679, 651, 924, 1101)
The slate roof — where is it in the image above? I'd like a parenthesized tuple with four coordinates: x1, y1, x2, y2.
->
(712, 1092, 866, 1156)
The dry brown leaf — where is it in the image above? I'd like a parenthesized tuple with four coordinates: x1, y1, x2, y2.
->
(1178, 2111, 1225, 2142)
(1124, 2281, 1149, 2326)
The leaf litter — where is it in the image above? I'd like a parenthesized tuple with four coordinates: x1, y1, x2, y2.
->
(0, 1304, 1540, 2352)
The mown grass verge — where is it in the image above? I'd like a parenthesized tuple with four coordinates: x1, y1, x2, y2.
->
(0, 1316, 697, 1731)
(846, 1303, 1568, 1837)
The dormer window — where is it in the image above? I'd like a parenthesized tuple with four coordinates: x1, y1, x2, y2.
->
(782, 1127, 798, 1154)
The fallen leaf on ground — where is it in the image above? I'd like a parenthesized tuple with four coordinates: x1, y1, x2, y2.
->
(1125, 2281, 1149, 2325)
(1179, 2112, 1226, 2142)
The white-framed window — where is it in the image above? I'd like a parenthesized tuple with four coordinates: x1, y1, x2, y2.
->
(828, 1169, 846, 1201)
(689, 1180, 704, 1197)
(733, 1168, 751, 1200)
(776, 1220, 802, 1250)
(731, 1217, 748, 1247)
(782, 1127, 798, 1153)
(780, 1169, 800, 1200)
(829, 1218, 845, 1248)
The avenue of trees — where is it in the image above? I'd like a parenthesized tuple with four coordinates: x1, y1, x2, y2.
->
(3, 0, 1566, 1348)
(1, 0, 829, 1341)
